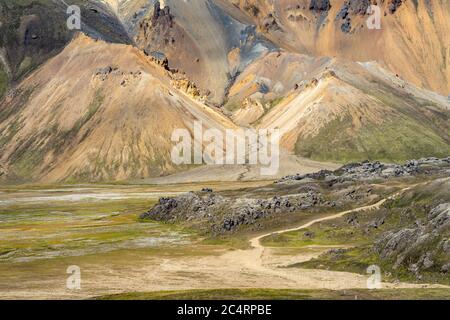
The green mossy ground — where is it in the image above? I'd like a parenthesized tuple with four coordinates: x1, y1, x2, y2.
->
(295, 113, 450, 163)
(96, 288, 450, 300)
(0, 189, 194, 262)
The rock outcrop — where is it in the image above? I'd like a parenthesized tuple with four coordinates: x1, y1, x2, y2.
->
(388, 0, 403, 14)
(141, 189, 330, 234)
(278, 157, 450, 184)
(309, 0, 331, 12)
(374, 203, 450, 278)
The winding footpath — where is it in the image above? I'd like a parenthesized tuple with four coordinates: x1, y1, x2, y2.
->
(250, 189, 406, 249)
(223, 187, 448, 290)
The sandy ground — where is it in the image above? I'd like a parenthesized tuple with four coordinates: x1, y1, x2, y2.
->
(140, 154, 339, 184)
(1, 187, 446, 300)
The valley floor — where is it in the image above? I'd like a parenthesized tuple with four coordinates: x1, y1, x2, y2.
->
(0, 182, 448, 300)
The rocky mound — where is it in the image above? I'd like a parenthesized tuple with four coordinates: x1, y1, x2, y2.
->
(296, 176, 450, 284)
(375, 203, 450, 279)
(141, 188, 332, 234)
(278, 157, 450, 184)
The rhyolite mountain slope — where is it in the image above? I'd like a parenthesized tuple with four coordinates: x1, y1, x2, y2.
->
(112, 0, 450, 97)
(0, 0, 130, 98)
(227, 51, 450, 162)
(97, 0, 151, 34)
(226, 0, 450, 96)
(129, 0, 450, 163)
(0, 34, 236, 183)
(135, 0, 276, 104)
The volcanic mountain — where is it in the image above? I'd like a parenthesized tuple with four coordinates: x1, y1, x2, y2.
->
(227, 51, 450, 162)
(0, 0, 449, 183)
(226, 0, 450, 96)
(134, 0, 276, 104)
(0, 34, 235, 182)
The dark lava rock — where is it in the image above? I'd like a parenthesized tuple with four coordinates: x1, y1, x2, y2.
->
(261, 13, 282, 32)
(304, 231, 315, 239)
(96, 66, 114, 75)
(309, 0, 331, 12)
(335, 0, 370, 33)
(347, 0, 370, 15)
(341, 18, 352, 33)
(151, 1, 173, 28)
(346, 213, 359, 226)
(142, 190, 329, 234)
(95, 66, 120, 80)
(374, 203, 449, 278)
(388, 0, 403, 14)
(277, 169, 333, 182)
(145, 50, 169, 68)
(277, 157, 450, 184)
(336, 3, 350, 20)
(366, 216, 385, 230)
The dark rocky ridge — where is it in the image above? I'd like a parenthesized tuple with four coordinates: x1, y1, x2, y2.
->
(347, 0, 371, 15)
(142, 158, 450, 235)
(141, 188, 332, 234)
(136, 2, 176, 53)
(388, 0, 403, 14)
(278, 157, 450, 184)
